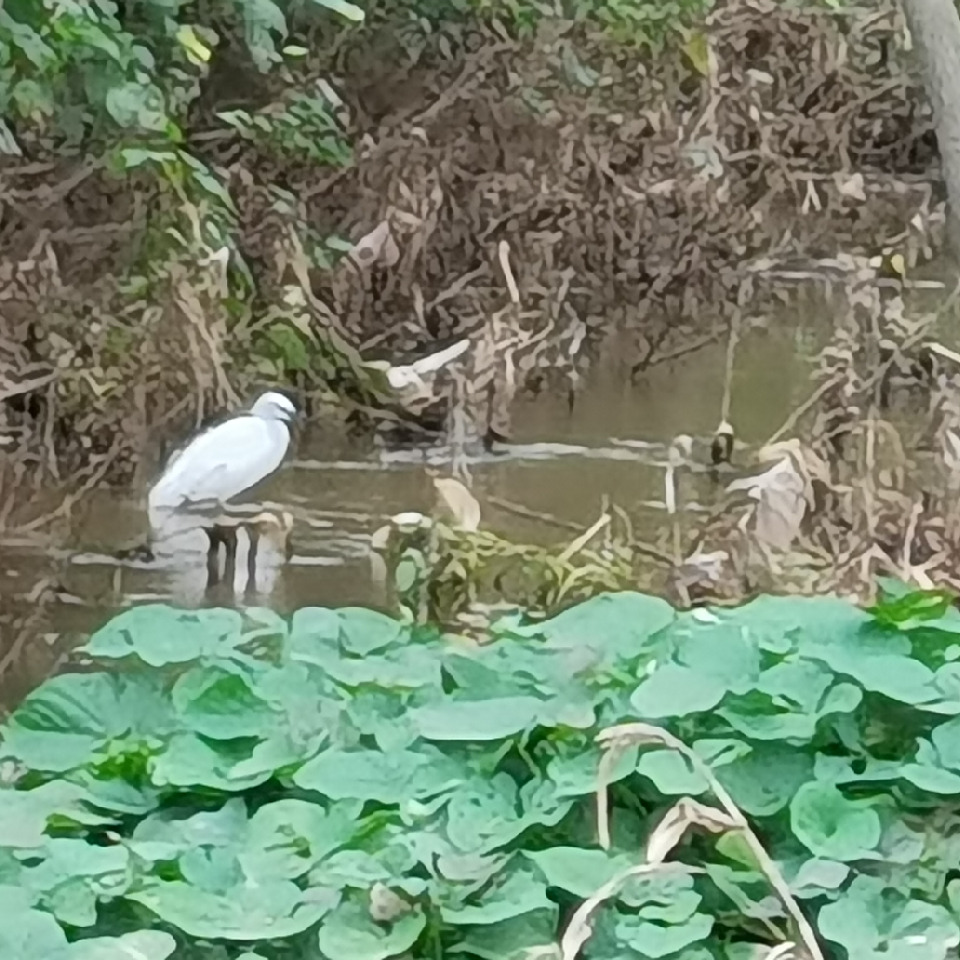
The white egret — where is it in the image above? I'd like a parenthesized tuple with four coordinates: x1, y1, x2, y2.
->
(148, 391, 297, 582)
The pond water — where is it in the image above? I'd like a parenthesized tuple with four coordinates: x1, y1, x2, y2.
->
(0, 300, 835, 708)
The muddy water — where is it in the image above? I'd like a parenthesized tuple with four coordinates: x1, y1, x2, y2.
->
(0, 312, 824, 706)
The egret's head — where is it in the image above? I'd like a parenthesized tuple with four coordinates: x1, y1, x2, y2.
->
(251, 391, 298, 423)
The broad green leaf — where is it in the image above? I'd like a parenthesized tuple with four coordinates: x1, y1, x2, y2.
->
(132, 797, 358, 892)
(901, 762, 960, 795)
(525, 847, 633, 897)
(844, 654, 938, 706)
(636, 740, 749, 796)
(176, 24, 212, 63)
(289, 609, 440, 688)
(546, 741, 638, 799)
(0, 783, 105, 849)
(83, 606, 243, 666)
(412, 697, 542, 741)
(23, 838, 132, 927)
(790, 783, 881, 861)
(930, 717, 960, 771)
(670, 617, 760, 692)
(784, 858, 849, 898)
(508, 592, 674, 664)
(0, 894, 68, 957)
(441, 865, 551, 925)
(337, 607, 405, 655)
(150, 734, 275, 791)
(104, 82, 168, 131)
(716, 745, 813, 816)
(448, 907, 558, 960)
(58, 931, 176, 959)
(609, 910, 714, 959)
(172, 666, 276, 740)
(315, 897, 425, 960)
(294, 747, 460, 802)
(615, 870, 704, 922)
(130, 879, 338, 939)
(717, 594, 871, 655)
(235, 0, 288, 69)
(445, 775, 526, 853)
(631, 663, 726, 718)
(719, 661, 862, 741)
(243, 799, 359, 880)
(2, 672, 174, 772)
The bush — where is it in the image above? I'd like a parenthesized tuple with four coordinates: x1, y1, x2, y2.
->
(3, 583, 960, 957)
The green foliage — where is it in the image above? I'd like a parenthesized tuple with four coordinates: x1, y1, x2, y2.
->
(8, 586, 960, 955)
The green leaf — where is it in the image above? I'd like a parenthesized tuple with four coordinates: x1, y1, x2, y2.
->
(172, 665, 276, 740)
(448, 908, 558, 960)
(130, 879, 339, 939)
(243, 799, 359, 880)
(717, 745, 814, 816)
(150, 734, 275, 791)
(315, 897, 425, 960)
(23, 838, 132, 926)
(0, 783, 105, 849)
(609, 911, 713, 959)
(790, 783, 881, 861)
(2, 672, 174, 772)
(546, 740, 639, 799)
(294, 747, 460, 802)
(59, 931, 176, 959)
(104, 81, 168, 131)
(525, 847, 632, 897)
(0, 891, 68, 957)
(412, 696, 542, 741)
(869, 585, 955, 630)
(636, 740, 749, 796)
(336, 608, 405, 655)
(719, 661, 862, 741)
(784, 858, 849, 899)
(508, 592, 674, 664)
(630, 663, 726, 718)
(819, 875, 958, 960)
(669, 616, 761, 692)
(83, 605, 244, 666)
(441, 865, 551, 925)
(718, 594, 871, 655)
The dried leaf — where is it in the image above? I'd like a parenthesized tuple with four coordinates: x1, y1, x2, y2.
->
(728, 454, 806, 551)
(349, 221, 400, 268)
(369, 882, 412, 922)
(434, 478, 481, 531)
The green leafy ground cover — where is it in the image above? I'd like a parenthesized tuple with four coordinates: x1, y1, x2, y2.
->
(4, 583, 960, 957)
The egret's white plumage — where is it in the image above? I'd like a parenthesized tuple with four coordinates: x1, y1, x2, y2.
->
(148, 391, 296, 535)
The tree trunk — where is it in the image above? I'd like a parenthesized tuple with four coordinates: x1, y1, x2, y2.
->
(900, 0, 960, 257)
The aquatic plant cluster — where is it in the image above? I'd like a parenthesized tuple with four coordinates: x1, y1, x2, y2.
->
(4, 584, 960, 957)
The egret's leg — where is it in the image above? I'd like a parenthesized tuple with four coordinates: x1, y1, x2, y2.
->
(205, 527, 223, 584)
(246, 524, 261, 594)
(222, 526, 239, 586)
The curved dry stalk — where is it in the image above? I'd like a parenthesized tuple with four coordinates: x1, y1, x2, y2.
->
(559, 862, 702, 960)
(595, 722, 826, 960)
